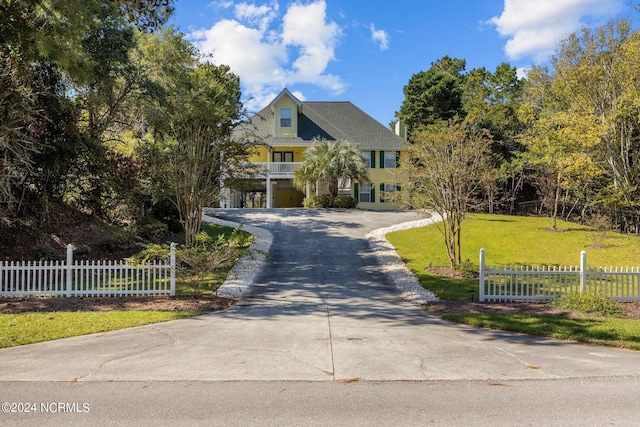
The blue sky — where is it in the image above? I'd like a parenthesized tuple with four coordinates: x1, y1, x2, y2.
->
(169, 0, 637, 126)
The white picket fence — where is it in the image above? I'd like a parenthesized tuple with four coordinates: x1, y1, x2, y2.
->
(479, 249, 640, 302)
(0, 244, 176, 298)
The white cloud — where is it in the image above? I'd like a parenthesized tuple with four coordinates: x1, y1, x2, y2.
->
(370, 24, 389, 51)
(208, 0, 234, 11)
(191, 19, 287, 87)
(191, 0, 345, 111)
(234, 1, 278, 32)
(516, 67, 530, 80)
(490, 0, 623, 61)
(281, 1, 344, 91)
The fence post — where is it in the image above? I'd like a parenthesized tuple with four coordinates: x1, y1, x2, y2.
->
(580, 250, 587, 294)
(170, 243, 176, 296)
(479, 248, 485, 302)
(66, 244, 73, 297)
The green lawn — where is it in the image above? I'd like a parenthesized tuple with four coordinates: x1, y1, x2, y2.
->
(0, 223, 250, 348)
(387, 213, 640, 350)
(442, 313, 640, 350)
(386, 213, 640, 300)
(0, 310, 201, 348)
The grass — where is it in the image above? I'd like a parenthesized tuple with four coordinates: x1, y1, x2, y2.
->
(134, 222, 254, 296)
(176, 223, 253, 295)
(386, 213, 640, 300)
(442, 313, 640, 350)
(0, 310, 201, 348)
(175, 271, 229, 295)
(387, 213, 640, 350)
(0, 223, 250, 348)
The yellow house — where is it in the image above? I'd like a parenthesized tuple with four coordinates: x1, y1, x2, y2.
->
(223, 88, 406, 210)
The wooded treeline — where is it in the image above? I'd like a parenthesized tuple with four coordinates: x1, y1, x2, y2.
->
(2, 2, 639, 249)
(397, 19, 640, 235)
(1, 0, 258, 246)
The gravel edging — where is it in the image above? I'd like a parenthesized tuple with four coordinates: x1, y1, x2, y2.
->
(203, 211, 441, 304)
(365, 215, 441, 305)
(201, 214, 273, 300)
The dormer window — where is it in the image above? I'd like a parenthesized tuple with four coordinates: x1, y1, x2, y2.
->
(280, 108, 292, 128)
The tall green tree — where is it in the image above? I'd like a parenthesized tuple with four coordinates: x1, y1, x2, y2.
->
(398, 57, 466, 134)
(0, 0, 175, 222)
(518, 19, 640, 229)
(518, 66, 603, 228)
(294, 139, 369, 198)
(0, 58, 40, 217)
(462, 63, 524, 214)
(551, 20, 640, 213)
(0, 1, 173, 84)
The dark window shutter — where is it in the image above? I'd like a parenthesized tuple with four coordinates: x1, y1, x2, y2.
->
(380, 183, 385, 203)
(371, 186, 375, 203)
(395, 151, 400, 168)
(354, 183, 359, 198)
(370, 151, 376, 168)
(379, 151, 385, 169)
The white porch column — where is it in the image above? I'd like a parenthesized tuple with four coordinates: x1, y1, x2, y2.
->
(306, 183, 311, 199)
(266, 176, 272, 208)
(266, 149, 272, 208)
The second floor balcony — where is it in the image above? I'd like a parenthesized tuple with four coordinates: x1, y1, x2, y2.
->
(242, 162, 302, 178)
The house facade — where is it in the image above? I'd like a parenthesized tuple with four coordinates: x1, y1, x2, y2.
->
(222, 88, 406, 210)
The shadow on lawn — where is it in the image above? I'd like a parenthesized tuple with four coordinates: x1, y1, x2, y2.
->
(443, 313, 640, 350)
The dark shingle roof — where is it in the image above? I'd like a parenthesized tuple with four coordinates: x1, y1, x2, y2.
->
(236, 99, 405, 150)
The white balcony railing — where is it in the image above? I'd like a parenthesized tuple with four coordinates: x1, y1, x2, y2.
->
(245, 162, 302, 177)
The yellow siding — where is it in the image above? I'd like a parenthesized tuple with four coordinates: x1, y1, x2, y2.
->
(248, 147, 268, 162)
(248, 146, 308, 162)
(356, 151, 406, 211)
(290, 146, 306, 162)
(247, 147, 407, 210)
(274, 97, 298, 138)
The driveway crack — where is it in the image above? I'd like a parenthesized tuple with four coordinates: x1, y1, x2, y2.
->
(326, 304, 336, 380)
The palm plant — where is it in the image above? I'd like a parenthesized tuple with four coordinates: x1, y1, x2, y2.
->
(294, 139, 369, 197)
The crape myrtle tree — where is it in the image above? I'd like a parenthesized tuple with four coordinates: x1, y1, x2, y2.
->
(398, 57, 523, 215)
(294, 139, 369, 199)
(395, 119, 492, 269)
(136, 28, 255, 246)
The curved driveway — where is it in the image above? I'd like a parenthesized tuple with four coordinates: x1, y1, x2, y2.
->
(0, 209, 639, 383)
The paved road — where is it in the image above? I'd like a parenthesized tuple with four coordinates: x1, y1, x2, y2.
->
(1, 209, 640, 425)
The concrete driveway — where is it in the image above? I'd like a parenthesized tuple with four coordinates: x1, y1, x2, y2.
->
(0, 208, 639, 382)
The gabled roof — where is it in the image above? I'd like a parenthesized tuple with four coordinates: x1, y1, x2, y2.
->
(268, 88, 302, 113)
(236, 93, 406, 150)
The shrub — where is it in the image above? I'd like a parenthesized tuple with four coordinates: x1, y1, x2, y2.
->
(588, 213, 612, 248)
(74, 244, 91, 256)
(303, 194, 332, 208)
(127, 225, 250, 295)
(332, 195, 358, 209)
(552, 290, 623, 317)
(127, 243, 171, 265)
(35, 242, 57, 261)
(303, 195, 357, 208)
(133, 214, 169, 241)
(457, 258, 477, 279)
(95, 229, 137, 252)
